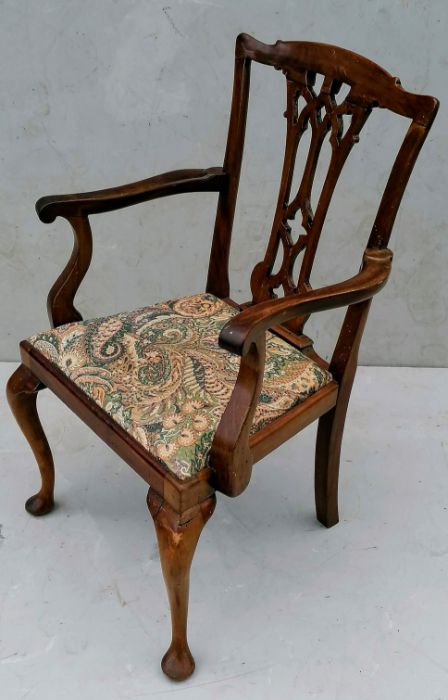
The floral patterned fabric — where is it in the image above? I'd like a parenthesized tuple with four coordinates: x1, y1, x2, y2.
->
(28, 293, 332, 480)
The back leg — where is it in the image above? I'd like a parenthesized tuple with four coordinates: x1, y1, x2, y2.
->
(315, 300, 372, 528)
(6, 364, 55, 516)
(315, 405, 344, 528)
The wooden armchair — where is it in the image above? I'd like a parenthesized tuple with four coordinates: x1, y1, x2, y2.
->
(7, 34, 438, 681)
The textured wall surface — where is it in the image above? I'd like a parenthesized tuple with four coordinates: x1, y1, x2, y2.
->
(1, 0, 446, 365)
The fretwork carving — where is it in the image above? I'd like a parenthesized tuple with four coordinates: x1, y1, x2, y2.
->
(250, 70, 371, 333)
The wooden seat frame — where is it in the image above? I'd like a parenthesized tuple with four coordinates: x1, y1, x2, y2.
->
(7, 34, 438, 681)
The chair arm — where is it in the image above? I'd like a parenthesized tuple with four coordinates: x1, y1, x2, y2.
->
(210, 247, 391, 497)
(36, 167, 228, 223)
(219, 248, 393, 357)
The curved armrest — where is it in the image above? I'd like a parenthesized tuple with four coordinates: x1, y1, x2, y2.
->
(39, 166, 227, 328)
(219, 248, 393, 357)
(36, 167, 228, 223)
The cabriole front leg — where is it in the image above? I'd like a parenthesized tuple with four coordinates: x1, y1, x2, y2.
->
(6, 364, 55, 516)
(147, 489, 216, 681)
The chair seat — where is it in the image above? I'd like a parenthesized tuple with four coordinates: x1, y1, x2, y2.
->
(27, 293, 332, 480)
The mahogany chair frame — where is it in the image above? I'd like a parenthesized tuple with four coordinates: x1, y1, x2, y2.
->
(7, 34, 438, 681)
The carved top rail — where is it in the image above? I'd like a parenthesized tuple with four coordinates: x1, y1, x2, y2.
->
(236, 34, 437, 125)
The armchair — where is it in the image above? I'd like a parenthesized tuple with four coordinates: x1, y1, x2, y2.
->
(7, 34, 438, 681)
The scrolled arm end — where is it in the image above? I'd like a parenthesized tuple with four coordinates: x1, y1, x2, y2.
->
(36, 196, 66, 224)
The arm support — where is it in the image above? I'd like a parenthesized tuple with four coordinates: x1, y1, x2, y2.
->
(36, 167, 228, 223)
(210, 247, 392, 497)
(38, 167, 227, 327)
(219, 248, 393, 357)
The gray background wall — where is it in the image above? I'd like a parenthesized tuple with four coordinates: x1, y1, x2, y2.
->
(1, 0, 446, 366)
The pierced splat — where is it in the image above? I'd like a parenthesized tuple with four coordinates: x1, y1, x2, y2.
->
(250, 70, 370, 333)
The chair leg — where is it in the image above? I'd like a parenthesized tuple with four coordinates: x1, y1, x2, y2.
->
(315, 406, 344, 528)
(147, 489, 216, 681)
(315, 300, 371, 528)
(6, 364, 55, 516)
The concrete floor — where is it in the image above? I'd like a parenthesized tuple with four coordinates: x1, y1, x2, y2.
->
(1, 362, 447, 699)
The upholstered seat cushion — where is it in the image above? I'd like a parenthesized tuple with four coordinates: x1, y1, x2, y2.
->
(28, 293, 332, 480)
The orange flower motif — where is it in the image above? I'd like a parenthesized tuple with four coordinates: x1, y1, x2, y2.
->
(173, 294, 222, 318)
(60, 351, 83, 372)
(192, 412, 209, 432)
(91, 385, 106, 405)
(162, 412, 183, 429)
(157, 443, 177, 460)
(182, 399, 203, 415)
(178, 428, 196, 447)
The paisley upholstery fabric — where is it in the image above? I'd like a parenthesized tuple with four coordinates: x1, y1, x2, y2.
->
(28, 293, 332, 480)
